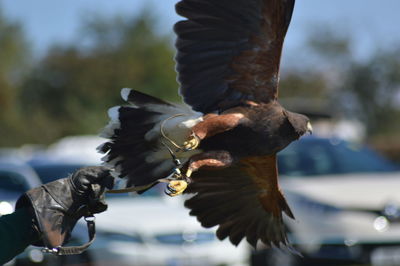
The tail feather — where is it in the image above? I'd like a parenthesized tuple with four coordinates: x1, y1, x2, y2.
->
(121, 88, 174, 107)
(99, 88, 203, 191)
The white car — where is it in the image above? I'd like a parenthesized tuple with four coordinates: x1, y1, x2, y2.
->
(0, 158, 42, 216)
(253, 136, 400, 266)
(89, 191, 249, 266)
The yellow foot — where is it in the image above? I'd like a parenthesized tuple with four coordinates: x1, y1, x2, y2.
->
(185, 168, 193, 179)
(165, 180, 188, 197)
(183, 133, 200, 151)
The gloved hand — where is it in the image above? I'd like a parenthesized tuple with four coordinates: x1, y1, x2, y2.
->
(16, 166, 114, 251)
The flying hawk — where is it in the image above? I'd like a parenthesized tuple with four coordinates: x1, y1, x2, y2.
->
(99, 0, 312, 248)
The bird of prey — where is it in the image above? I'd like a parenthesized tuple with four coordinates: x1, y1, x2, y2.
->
(99, 0, 312, 248)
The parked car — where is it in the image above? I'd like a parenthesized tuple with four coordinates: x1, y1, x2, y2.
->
(252, 136, 400, 266)
(27, 158, 88, 184)
(0, 159, 42, 215)
(25, 135, 104, 184)
(88, 189, 249, 266)
(45, 135, 104, 165)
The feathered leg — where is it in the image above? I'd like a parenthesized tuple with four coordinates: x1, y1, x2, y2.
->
(166, 112, 245, 196)
(183, 112, 245, 151)
(165, 150, 234, 196)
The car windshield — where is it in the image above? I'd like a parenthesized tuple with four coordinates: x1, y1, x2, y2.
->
(29, 163, 86, 183)
(0, 170, 31, 194)
(154, 232, 215, 245)
(278, 137, 399, 177)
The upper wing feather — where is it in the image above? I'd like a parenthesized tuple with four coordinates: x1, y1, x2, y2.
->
(184, 155, 294, 248)
(175, 0, 295, 113)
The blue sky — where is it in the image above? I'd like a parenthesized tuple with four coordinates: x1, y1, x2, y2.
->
(1, 0, 399, 59)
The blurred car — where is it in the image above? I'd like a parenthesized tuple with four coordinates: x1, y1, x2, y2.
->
(89, 190, 249, 266)
(0, 159, 42, 216)
(253, 136, 400, 266)
(44, 135, 104, 165)
(26, 135, 104, 183)
(27, 158, 88, 184)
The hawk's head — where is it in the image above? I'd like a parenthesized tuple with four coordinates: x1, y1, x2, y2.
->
(284, 110, 313, 138)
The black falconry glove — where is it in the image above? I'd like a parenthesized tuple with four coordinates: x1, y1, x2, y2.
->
(15, 166, 114, 255)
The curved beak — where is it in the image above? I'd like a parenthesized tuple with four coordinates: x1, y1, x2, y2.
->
(306, 121, 313, 135)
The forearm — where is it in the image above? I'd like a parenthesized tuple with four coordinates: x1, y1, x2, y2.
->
(0, 208, 39, 265)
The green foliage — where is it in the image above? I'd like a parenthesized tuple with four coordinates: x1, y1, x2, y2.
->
(306, 26, 352, 61)
(280, 71, 329, 99)
(280, 26, 400, 140)
(0, 8, 30, 146)
(339, 48, 400, 136)
(15, 12, 178, 145)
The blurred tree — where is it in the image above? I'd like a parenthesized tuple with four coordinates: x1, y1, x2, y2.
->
(280, 26, 400, 141)
(339, 49, 400, 137)
(280, 71, 330, 100)
(0, 8, 31, 146)
(18, 11, 178, 145)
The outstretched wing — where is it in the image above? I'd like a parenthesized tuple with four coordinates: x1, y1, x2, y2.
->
(175, 0, 295, 113)
(184, 155, 294, 247)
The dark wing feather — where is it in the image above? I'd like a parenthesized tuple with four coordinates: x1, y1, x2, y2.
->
(184, 155, 294, 248)
(175, 0, 295, 113)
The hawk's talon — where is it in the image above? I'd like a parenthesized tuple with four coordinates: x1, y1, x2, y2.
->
(183, 133, 200, 151)
(172, 168, 182, 179)
(165, 180, 188, 197)
(165, 185, 177, 194)
(184, 175, 193, 184)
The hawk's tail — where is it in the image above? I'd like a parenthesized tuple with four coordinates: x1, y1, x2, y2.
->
(98, 88, 203, 192)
